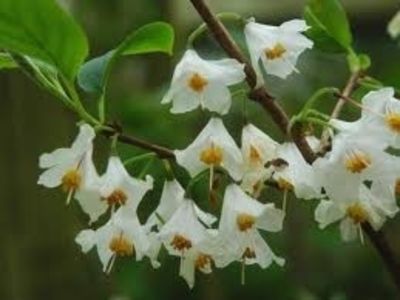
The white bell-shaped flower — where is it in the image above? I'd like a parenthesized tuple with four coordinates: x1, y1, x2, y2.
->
(217, 184, 285, 269)
(158, 200, 218, 288)
(38, 124, 96, 204)
(162, 49, 246, 115)
(175, 118, 243, 181)
(315, 184, 398, 242)
(144, 179, 217, 269)
(273, 137, 322, 200)
(240, 124, 278, 195)
(244, 19, 313, 80)
(75, 156, 153, 224)
(75, 207, 150, 273)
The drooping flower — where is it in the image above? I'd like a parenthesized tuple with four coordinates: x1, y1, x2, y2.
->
(244, 19, 313, 80)
(158, 200, 218, 288)
(162, 49, 246, 115)
(217, 184, 285, 269)
(315, 184, 398, 242)
(240, 124, 278, 195)
(272, 137, 322, 200)
(75, 156, 153, 224)
(175, 118, 243, 181)
(144, 179, 217, 269)
(75, 207, 150, 273)
(38, 124, 96, 204)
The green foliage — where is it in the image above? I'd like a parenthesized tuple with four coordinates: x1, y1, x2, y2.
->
(78, 22, 175, 95)
(0, 53, 17, 69)
(304, 0, 352, 53)
(0, 0, 88, 79)
(347, 51, 371, 72)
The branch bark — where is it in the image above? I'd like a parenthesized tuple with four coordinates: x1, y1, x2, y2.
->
(189, 0, 316, 164)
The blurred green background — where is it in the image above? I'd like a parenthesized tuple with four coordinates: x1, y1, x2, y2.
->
(1, 0, 400, 299)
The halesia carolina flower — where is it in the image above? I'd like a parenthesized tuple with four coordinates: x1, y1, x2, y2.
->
(315, 184, 398, 242)
(162, 49, 246, 115)
(217, 184, 285, 270)
(244, 19, 313, 80)
(175, 118, 243, 181)
(75, 156, 153, 224)
(272, 137, 322, 200)
(158, 200, 218, 288)
(38, 124, 96, 205)
(144, 179, 217, 268)
(313, 131, 395, 202)
(75, 207, 150, 273)
(240, 123, 278, 195)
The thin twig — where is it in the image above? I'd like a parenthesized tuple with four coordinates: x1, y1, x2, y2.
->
(189, 0, 316, 164)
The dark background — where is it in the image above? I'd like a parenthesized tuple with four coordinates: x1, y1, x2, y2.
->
(1, 0, 400, 299)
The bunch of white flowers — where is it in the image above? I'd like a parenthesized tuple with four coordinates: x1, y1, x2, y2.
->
(37, 16, 400, 290)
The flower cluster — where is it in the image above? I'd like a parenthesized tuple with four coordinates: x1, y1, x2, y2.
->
(38, 16, 400, 289)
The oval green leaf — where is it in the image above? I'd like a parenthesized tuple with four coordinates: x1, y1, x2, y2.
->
(78, 22, 174, 95)
(304, 0, 353, 53)
(0, 0, 88, 79)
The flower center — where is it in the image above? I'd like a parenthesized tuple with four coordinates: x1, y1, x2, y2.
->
(195, 253, 213, 270)
(346, 203, 368, 224)
(344, 151, 371, 173)
(170, 234, 192, 252)
(249, 145, 262, 165)
(277, 178, 294, 191)
(109, 235, 135, 257)
(242, 247, 256, 259)
(61, 169, 81, 192)
(106, 189, 127, 206)
(385, 112, 400, 133)
(265, 43, 286, 60)
(237, 213, 256, 232)
(200, 144, 223, 166)
(188, 73, 208, 93)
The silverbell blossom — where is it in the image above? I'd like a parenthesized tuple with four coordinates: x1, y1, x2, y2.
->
(161, 49, 246, 115)
(76, 156, 153, 224)
(157, 200, 218, 289)
(216, 184, 285, 269)
(174, 118, 243, 181)
(315, 184, 398, 242)
(75, 207, 150, 273)
(144, 179, 217, 268)
(240, 123, 278, 195)
(272, 137, 322, 200)
(38, 124, 96, 204)
(244, 19, 313, 81)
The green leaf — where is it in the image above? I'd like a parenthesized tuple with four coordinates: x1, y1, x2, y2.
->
(0, 0, 88, 79)
(78, 22, 174, 95)
(304, 0, 352, 53)
(0, 53, 17, 69)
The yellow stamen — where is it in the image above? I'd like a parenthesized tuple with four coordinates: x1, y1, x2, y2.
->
(109, 235, 135, 257)
(346, 203, 368, 224)
(265, 43, 286, 60)
(105, 189, 127, 206)
(277, 178, 294, 191)
(395, 179, 400, 195)
(200, 144, 223, 166)
(385, 112, 400, 133)
(170, 234, 192, 252)
(188, 73, 208, 93)
(237, 213, 256, 232)
(195, 253, 213, 270)
(61, 169, 81, 192)
(249, 145, 262, 165)
(344, 151, 371, 173)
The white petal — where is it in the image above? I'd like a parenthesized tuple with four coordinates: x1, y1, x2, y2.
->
(280, 19, 309, 32)
(75, 229, 96, 253)
(39, 148, 74, 168)
(71, 124, 96, 155)
(201, 83, 231, 115)
(339, 218, 358, 242)
(75, 188, 107, 224)
(179, 256, 196, 289)
(256, 204, 285, 232)
(37, 164, 71, 188)
(314, 200, 345, 229)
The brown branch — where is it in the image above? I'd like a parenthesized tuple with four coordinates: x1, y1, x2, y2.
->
(362, 223, 400, 293)
(189, 0, 316, 164)
(101, 127, 175, 159)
